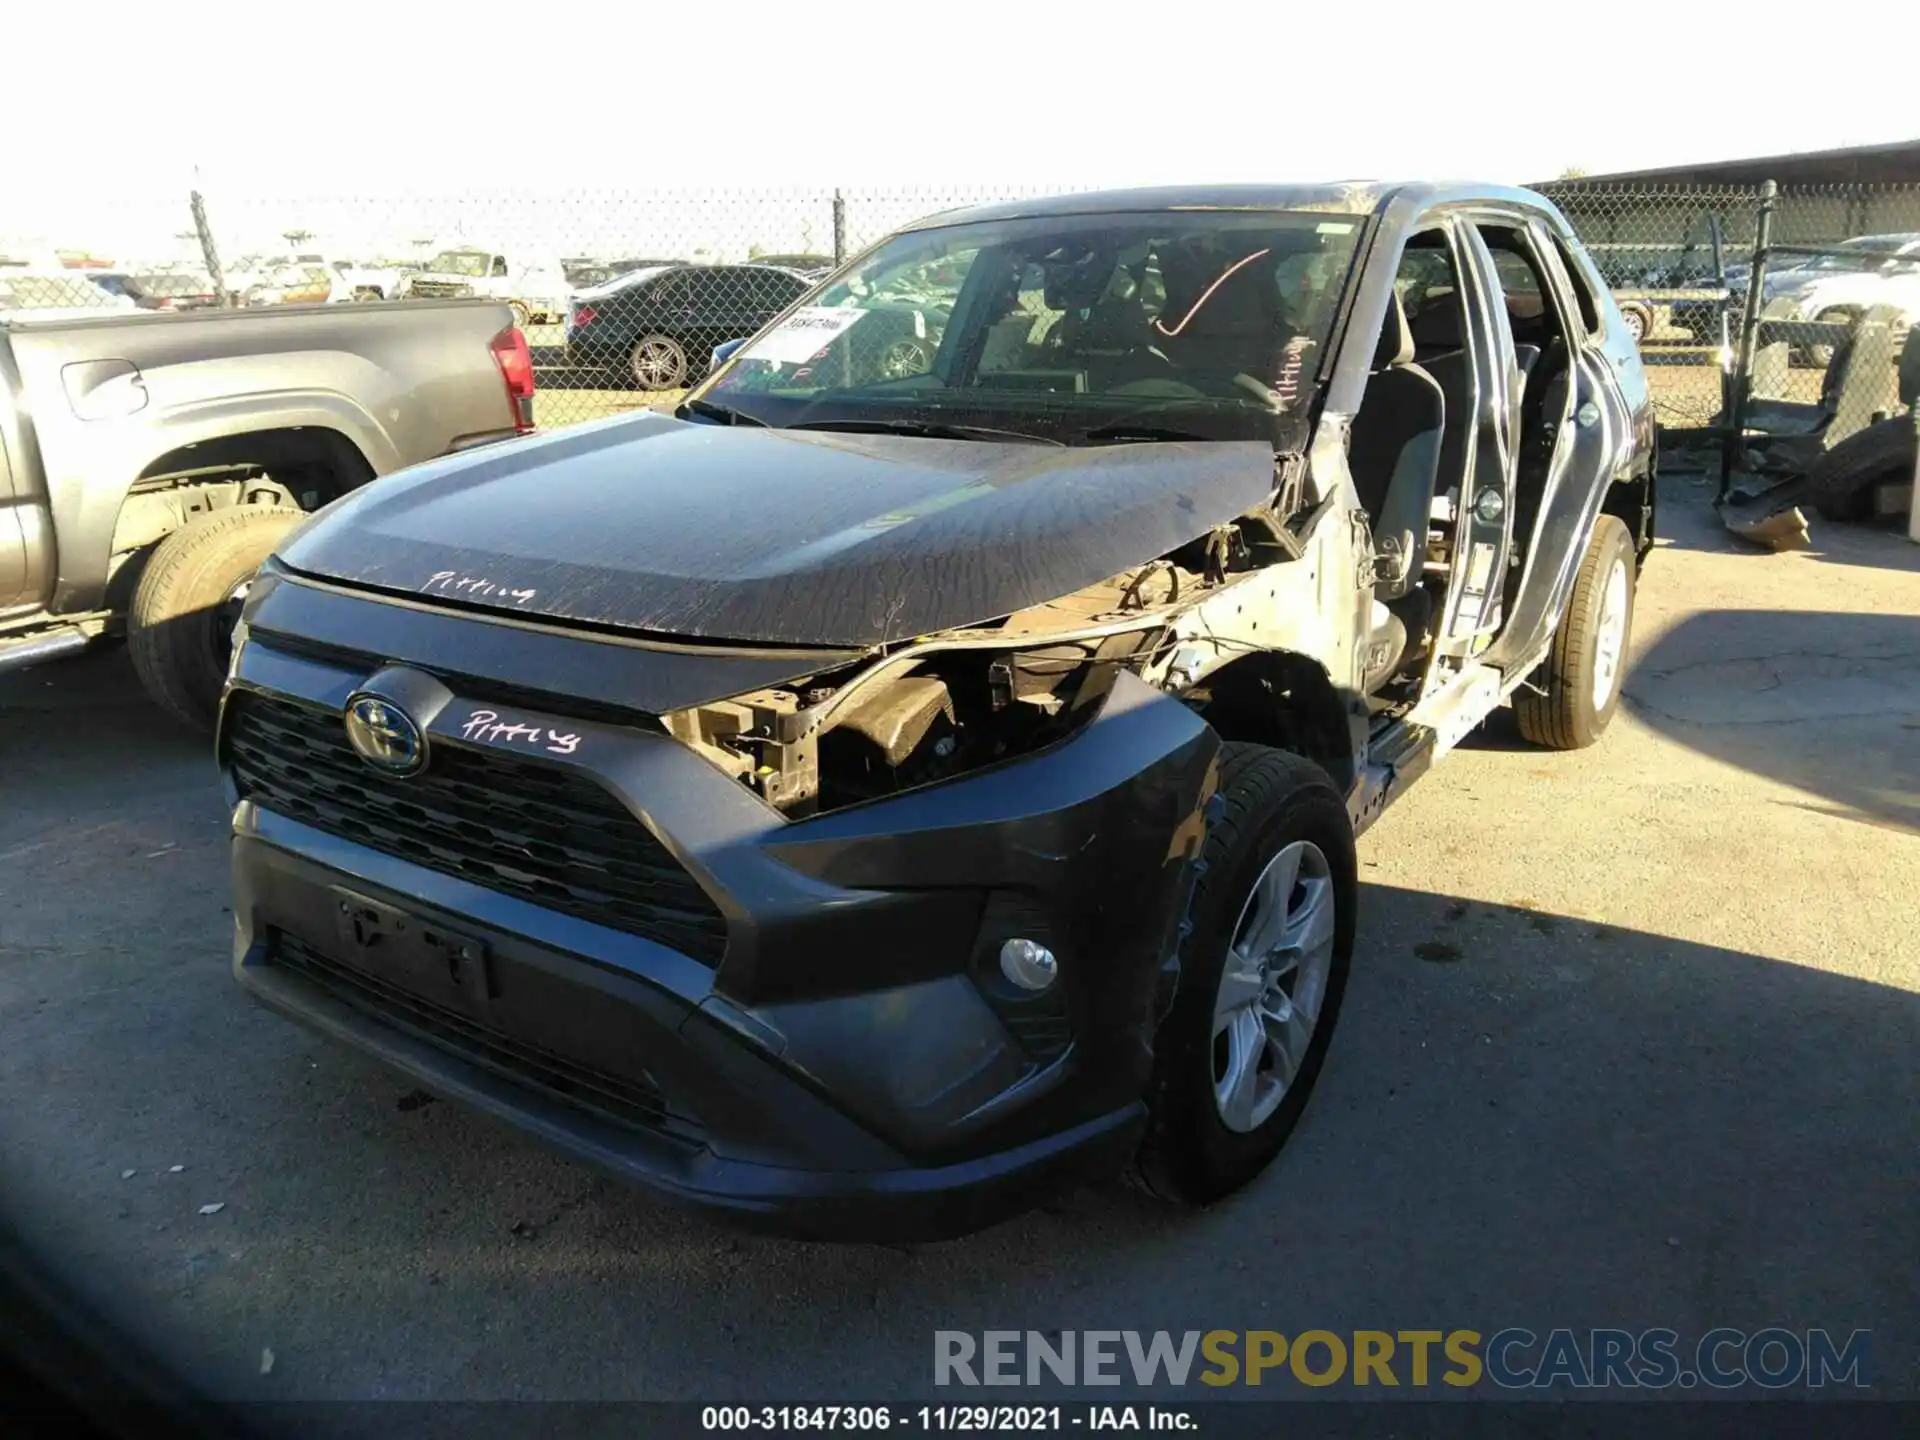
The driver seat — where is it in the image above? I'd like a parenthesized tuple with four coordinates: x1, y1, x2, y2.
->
(1349, 291, 1444, 602)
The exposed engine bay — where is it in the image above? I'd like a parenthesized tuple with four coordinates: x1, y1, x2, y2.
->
(658, 494, 1351, 819)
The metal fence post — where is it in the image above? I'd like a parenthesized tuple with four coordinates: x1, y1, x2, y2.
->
(189, 189, 228, 308)
(1721, 179, 1777, 496)
(832, 190, 846, 267)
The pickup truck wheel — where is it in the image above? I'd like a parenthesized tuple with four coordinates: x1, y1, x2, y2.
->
(128, 504, 304, 731)
(1513, 514, 1636, 750)
(630, 335, 688, 390)
(1133, 744, 1356, 1205)
(1619, 304, 1651, 345)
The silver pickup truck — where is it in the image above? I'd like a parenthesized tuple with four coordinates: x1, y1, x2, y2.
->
(0, 300, 534, 726)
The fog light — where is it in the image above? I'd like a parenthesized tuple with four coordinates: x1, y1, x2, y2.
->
(999, 938, 1057, 991)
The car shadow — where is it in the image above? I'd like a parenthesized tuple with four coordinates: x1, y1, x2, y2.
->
(1625, 608, 1920, 834)
(7, 871, 1912, 1403)
(0, 646, 210, 813)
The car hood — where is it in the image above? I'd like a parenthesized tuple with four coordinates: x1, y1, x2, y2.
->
(278, 412, 1278, 648)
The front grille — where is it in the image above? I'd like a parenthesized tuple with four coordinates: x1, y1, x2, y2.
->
(227, 691, 729, 964)
(407, 279, 470, 299)
(271, 932, 703, 1143)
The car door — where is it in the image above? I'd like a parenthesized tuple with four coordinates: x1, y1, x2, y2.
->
(1431, 220, 1530, 649)
(1480, 215, 1638, 675)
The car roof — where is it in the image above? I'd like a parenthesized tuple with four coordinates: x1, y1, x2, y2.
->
(897, 181, 1556, 231)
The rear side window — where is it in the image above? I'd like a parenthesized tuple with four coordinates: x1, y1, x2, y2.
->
(1547, 231, 1603, 336)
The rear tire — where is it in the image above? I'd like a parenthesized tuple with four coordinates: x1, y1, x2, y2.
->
(1513, 514, 1636, 750)
(630, 334, 689, 390)
(128, 504, 304, 731)
(1134, 744, 1357, 1206)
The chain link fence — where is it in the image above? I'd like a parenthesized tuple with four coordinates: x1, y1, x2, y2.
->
(5, 180, 1916, 454)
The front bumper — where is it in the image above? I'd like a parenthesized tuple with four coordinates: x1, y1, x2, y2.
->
(222, 574, 1217, 1240)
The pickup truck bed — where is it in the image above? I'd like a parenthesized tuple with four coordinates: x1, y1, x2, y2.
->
(0, 298, 532, 725)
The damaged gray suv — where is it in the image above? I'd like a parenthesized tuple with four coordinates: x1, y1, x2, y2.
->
(221, 183, 1654, 1240)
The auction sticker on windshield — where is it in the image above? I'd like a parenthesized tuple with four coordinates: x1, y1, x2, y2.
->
(743, 306, 869, 364)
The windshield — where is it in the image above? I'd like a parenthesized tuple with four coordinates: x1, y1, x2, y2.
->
(430, 250, 492, 277)
(699, 209, 1365, 447)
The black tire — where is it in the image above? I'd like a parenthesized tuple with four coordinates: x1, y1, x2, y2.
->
(1134, 744, 1357, 1205)
(1808, 414, 1917, 523)
(128, 504, 304, 731)
(630, 334, 689, 391)
(1513, 514, 1637, 750)
(1619, 304, 1651, 346)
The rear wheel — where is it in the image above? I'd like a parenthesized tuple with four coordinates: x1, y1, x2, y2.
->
(128, 504, 304, 731)
(1134, 744, 1357, 1205)
(1619, 304, 1651, 346)
(630, 334, 688, 390)
(1513, 514, 1636, 750)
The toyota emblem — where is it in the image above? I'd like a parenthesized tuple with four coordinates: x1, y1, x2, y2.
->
(344, 692, 427, 776)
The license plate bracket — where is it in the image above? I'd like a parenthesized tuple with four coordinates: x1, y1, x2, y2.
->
(330, 887, 496, 1006)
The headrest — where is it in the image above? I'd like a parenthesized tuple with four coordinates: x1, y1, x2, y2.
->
(1042, 249, 1120, 312)
(1408, 290, 1465, 352)
(1374, 289, 1415, 369)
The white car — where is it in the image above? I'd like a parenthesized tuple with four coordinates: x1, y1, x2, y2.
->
(1768, 233, 1920, 337)
(397, 249, 570, 325)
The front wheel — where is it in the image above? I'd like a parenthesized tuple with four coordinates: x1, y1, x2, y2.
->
(630, 334, 689, 390)
(1513, 514, 1637, 750)
(128, 504, 305, 730)
(1134, 744, 1357, 1205)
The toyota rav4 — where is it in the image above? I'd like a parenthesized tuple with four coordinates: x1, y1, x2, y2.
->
(220, 183, 1655, 1240)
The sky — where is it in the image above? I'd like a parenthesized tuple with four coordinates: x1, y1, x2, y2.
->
(4, 0, 1913, 265)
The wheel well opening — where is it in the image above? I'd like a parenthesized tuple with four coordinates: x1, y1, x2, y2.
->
(136, 427, 374, 511)
(1189, 652, 1355, 792)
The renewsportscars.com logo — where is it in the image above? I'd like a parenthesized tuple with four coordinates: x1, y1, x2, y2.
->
(933, 1329, 1870, 1391)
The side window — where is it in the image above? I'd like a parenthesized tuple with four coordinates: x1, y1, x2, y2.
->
(490, 256, 510, 277)
(649, 273, 688, 307)
(1474, 224, 1563, 352)
(1546, 231, 1603, 336)
(752, 271, 803, 309)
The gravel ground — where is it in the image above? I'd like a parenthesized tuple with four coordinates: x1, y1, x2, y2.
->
(1, 476, 1915, 1411)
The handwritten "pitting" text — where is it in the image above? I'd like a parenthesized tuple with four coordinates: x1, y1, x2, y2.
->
(424, 571, 538, 606)
(459, 709, 581, 756)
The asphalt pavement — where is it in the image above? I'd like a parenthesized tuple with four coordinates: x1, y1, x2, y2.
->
(1, 476, 1915, 1407)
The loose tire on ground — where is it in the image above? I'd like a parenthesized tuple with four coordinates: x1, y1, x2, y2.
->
(128, 504, 304, 731)
(1514, 513, 1637, 750)
(1807, 414, 1917, 523)
(1134, 743, 1357, 1205)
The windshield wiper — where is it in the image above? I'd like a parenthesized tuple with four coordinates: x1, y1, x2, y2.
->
(678, 397, 765, 426)
(1071, 422, 1220, 445)
(786, 418, 1062, 446)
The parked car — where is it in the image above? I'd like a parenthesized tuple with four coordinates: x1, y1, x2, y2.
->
(1763, 234, 1920, 365)
(0, 298, 535, 727)
(220, 181, 1654, 1240)
(566, 263, 812, 388)
(397, 249, 571, 326)
(243, 263, 335, 307)
(753, 252, 838, 278)
(0, 272, 137, 318)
